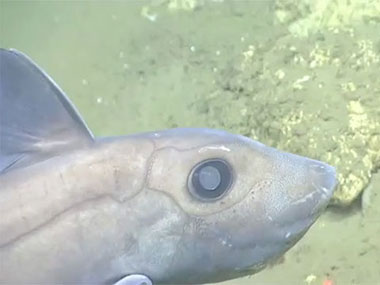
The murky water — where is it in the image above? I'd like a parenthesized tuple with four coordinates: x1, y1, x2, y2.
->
(1, 1, 379, 284)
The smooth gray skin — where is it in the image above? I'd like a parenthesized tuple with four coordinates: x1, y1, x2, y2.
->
(0, 49, 337, 284)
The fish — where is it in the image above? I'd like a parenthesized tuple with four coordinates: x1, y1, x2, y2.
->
(0, 48, 337, 284)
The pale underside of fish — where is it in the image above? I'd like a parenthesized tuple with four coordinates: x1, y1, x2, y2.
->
(0, 49, 337, 284)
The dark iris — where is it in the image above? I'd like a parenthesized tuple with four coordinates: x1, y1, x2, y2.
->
(188, 159, 233, 201)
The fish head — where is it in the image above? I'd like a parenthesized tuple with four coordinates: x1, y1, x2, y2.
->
(146, 128, 336, 283)
(0, 49, 336, 284)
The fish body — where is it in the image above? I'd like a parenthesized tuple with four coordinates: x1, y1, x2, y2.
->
(0, 49, 336, 284)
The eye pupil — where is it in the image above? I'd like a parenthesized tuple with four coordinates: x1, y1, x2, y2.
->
(188, 159, 233, 201)
(198, 165, 221, 191)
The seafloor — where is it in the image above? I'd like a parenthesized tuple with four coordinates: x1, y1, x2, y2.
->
(1, 1, 379, 284)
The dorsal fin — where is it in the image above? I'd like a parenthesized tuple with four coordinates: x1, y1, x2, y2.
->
(0, 49, 94, 173)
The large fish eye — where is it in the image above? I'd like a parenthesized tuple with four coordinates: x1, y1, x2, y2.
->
(188, 159, 233, 201)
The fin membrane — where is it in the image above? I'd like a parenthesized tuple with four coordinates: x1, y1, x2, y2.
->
(0, 49, 94, 173)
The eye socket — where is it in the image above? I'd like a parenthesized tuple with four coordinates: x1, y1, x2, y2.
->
(188, 159, 233, 201)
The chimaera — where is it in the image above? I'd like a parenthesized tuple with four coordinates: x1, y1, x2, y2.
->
(0, 48, 337, 285)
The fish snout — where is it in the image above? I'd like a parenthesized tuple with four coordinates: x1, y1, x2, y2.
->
(288, 159, 337, 219)
(265, 158, 337, 243)
(308, 160, 337, 207)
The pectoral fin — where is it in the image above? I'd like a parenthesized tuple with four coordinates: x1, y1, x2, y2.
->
(113, 274, 153, 285)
